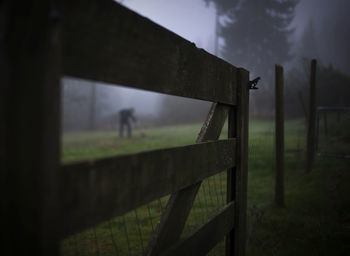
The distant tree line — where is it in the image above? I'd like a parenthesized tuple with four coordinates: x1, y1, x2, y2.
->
(285, 60, 350, 119)
(205, 0, 298, 82)
(156, 95, 211, 125)
(62, 79, 121, 131)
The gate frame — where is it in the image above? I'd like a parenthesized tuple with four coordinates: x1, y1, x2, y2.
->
(1, 1, 250, 255)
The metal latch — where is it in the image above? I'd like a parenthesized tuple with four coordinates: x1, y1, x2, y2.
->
(248, 77, 260, 90)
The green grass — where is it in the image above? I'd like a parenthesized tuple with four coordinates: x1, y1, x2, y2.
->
(246, 157, 350, 256)
(246, 119, 350, 256)
(60, 119, 350, 256)
(317, 112, 350, 156)
(62, 123, 206, 163)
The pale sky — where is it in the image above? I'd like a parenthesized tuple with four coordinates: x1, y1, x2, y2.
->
(119, 0, 217, 52)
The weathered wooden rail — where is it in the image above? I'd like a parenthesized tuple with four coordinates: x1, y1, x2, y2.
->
(1, 1, 249, 255)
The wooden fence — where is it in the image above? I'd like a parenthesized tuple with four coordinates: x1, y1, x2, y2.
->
(1, 1, 249, 255)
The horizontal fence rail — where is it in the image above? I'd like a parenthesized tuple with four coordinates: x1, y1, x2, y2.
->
(3, 0, 250, 255)
(61, 139, 236, 238)
(62, 0, 238, 105)
(316, 106, 350, 112)
(163, 202, 235, 256)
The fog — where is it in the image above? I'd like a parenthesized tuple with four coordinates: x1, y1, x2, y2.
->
(114, 87, 159, 116)
(291, 0, 350, 73)
(63, 0, 350, 131)
(120, 0, 350, 74)
(119, 0, 217, 52)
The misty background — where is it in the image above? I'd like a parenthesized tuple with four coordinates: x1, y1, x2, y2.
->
(62, 0, 350, 131)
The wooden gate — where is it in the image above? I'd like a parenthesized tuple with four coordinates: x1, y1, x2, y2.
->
(1, 1, 249, 255)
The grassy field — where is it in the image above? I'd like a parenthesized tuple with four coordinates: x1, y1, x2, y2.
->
(61, 119, 350, 256)
(62, 123, 205, 163)
(317, 111, 350, 157)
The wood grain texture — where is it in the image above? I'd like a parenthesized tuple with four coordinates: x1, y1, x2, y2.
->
(146, 103, 230, 256)
(163, 202, 235, 256)
(61, 138, 236, 238)
(226, 107, 237, 256)
(62, 0, 237, 104)
(1, 1, 62, 255)
(226, 68, 250, 256)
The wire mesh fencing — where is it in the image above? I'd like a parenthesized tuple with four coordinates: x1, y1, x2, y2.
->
(60, 112, 310, 256)
(316, 107, 350, 158)
(61, 195, 169, 256)
(60, 171, 228, 256)
(182, 171, 228, 256)
(245, 98, 309, 254)
(60, 104, 232, 256)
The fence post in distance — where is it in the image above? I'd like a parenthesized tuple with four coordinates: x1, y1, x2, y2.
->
(275, 65, 285, 207)
(306, 59, 317, 173)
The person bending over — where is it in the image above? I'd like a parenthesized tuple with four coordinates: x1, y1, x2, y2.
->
(119, 108, 136, 138)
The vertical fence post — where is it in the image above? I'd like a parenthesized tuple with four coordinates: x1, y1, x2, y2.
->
(315, 108, 320, 154)
(306, 59, 317, 173)
(275, 65, 284, 207)
(1, 2, 62, 255)
(226, 68, 249, 256)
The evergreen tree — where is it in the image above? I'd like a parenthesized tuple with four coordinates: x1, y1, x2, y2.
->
(298, 19, 318, 60)
(205, 0, 298, 82)
(204, 0, 237, 15)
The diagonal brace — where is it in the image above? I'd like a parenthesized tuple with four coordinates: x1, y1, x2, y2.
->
(145, 103, 230, 256)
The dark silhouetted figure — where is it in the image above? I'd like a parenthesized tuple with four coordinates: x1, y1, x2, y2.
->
(119, 108, 136, 137)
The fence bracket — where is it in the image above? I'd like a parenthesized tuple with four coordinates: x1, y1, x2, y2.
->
(248, 77, 260, 90)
